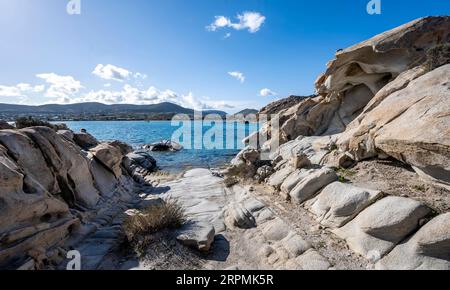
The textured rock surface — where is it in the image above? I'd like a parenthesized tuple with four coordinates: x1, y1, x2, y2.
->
(73, 131, 99, 150)
(305, 182, 382, 228)
(376, 213, 450, 270)
(90, 143, 123, 178)
(333, 196, 431, 261)
(289, 168, 338, 203)
(0, 126, 139, 268)
(177, 222, 216, 252)
(338, 64, 450, 189)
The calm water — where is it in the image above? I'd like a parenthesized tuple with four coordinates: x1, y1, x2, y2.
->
(64, 121, 258, 172)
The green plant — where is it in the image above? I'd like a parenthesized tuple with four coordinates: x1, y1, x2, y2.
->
(425, 43, 450, 71)
(336, 167, 357, 178)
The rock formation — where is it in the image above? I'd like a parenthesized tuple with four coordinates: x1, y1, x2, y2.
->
(0, 126, 156, 269)
(224, 16, 450, 270)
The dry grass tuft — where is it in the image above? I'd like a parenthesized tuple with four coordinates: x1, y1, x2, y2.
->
(123, 199, 186, 255)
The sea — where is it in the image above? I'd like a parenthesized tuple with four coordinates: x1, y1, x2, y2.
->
(63, 121, 258, 173)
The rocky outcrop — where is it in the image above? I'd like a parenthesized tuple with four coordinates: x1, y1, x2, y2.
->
(223, 16, 450, 270)
(337, 64, 450, 189)
(0, 126, 144, 268)
(333, 196, 431, 261)
(73, 131, 99, 150)
(122, 151, 158, 184)
(376, 213, 450, 270)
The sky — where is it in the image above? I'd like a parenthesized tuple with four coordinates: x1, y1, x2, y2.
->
(0, 0, 448, 113)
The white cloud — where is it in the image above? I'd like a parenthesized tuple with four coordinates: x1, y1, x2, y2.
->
(0, 83, 46, 97)
(228, 71, 245, 83)
(224, 33, 232, 39)
(92, 64, 132, 82)
(207, 12, 266, 33)
(0, 85, 22, 97)
(63, 84, 234, 111)
(260, 88, 277, 97)
(36, 73, 83, 99)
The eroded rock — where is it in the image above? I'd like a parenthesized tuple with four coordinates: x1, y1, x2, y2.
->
(333, 196, 431, 261)
(305, 182, 382, 228)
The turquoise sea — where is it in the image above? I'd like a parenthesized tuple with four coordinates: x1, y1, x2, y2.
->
(64, 121, 258, 172)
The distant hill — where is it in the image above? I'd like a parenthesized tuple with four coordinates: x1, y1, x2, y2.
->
(0, 102, 227, 121)
(233, 109, 259, 116)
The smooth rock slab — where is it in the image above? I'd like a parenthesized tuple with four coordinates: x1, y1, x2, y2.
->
(305, 182, 382, 228)
(289, 168, 338, 203)
(333, 196, 430, 261)
(376, 213, 450, 270)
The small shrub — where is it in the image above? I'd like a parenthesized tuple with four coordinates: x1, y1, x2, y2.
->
(425, 43, 450, 71)
(336, 167, 357, 178)
(123, 199, 186, 253)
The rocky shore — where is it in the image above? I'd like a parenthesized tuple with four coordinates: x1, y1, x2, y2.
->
(0, 16, 449, 270)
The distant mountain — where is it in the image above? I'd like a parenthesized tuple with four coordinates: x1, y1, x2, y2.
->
(233, 109, 259, 116)
(0, 102, 227, 121)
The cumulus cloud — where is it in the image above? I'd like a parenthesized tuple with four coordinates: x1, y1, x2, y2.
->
(207, 12, 266, 33)
(260, 88, 277, 97)
(228, 71, 245, 83)
(0, 83, 46, 97)
(63, 84, 234, 111)
(36, 73, 83, 99)
(92, 64, 132, 82)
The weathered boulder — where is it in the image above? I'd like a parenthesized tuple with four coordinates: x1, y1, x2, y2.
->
(333, 196, 431, 261)
(376, 213, 450, 270)
(57, 130, 74, 141)
(289, 168, 338, 203)
(225, 203, 256, 229)
(123, 151, 157, 184)
(90, 143, 123, 178)
(253, 17, 450, 149)
(305, 182, 382, 228)
(337, 64, 450, 189)
(177, 222, 215, 252)
(107, 140, 133, 155)
(280, 168, 315, 194)
(21, 127, 101, 208)
(73, 131, 99, 150)
(267, 165, 295, 190)
(142, 140, 183, 152)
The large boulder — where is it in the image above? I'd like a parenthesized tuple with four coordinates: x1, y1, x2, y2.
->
(305, 182, 382, 228)
(376, 213, 450, 270)
(123, 151, 157, 184)
(90, 143, 123, 178)
(333, 196, 431, 261)
(73, 131, 99, 150)
(288, 167, 338, 203)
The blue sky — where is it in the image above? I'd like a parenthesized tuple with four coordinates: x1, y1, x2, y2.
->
(0, 0, 448, 112)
